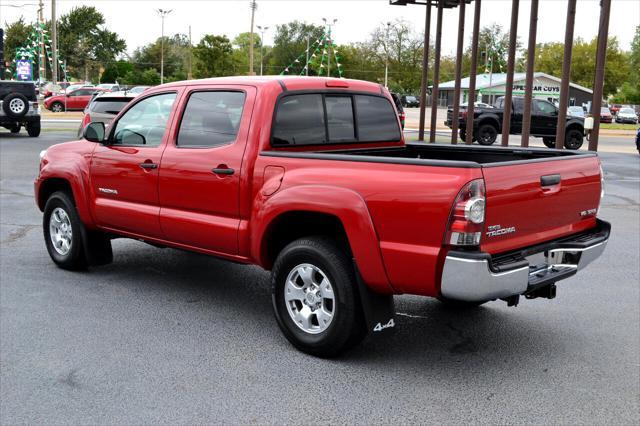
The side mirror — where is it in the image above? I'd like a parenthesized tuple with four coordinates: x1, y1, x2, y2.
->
(83, 122, 105, 142)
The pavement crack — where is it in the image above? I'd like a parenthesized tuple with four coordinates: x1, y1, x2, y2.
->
(1, 224, 38, 244)
(57, 368, 81, 389)
(0, 189, 33, 198)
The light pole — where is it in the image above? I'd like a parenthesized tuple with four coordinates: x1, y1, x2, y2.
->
(384, 21, 391, 88)
(249, 0, 257, 75)
(156, 8, 172, 84)
(322, 18, 337, 77)
(256, 25, 269, 76)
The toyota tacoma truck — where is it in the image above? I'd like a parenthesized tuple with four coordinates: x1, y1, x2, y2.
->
(35, 76, 610, 357)
(446, 96, 585, 149)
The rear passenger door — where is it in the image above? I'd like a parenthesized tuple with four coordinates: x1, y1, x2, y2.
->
(533, 100, 558, 136)
(158, 86, 256, 255)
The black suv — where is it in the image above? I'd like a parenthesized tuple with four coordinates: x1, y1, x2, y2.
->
(0, 81, 41, 137)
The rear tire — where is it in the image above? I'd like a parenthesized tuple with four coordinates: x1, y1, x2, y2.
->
(543, 137, 556, 148)
(564, 129, 584, 150)
(43, 191, 87, 270)
(459, 128, 476, 143)
(271, 236, 366, 357)
(9, 123, 21, 133)
(27, 122, 41, 137)
(476, 123, 498, 145)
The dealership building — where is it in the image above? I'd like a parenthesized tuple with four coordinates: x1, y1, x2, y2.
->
(434, 72, 594, 107)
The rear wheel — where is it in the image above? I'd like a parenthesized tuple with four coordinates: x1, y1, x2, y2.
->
(543, 137, 556, 148)
(476, 123, 498, 145)
(459, 128, 476, 143)
(9, 123, 21, 133)
(271, 236, 365, 357)
(564, 129, 584, 150)
(26, 122, 41, 137)
(51, 102, 64, 113)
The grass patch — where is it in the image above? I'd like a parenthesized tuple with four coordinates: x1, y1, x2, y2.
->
(600, 123, 638, 130)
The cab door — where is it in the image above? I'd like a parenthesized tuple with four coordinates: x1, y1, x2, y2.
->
(89, 91, 180, 238)
(158, 86, 256, 255)
(533, 99, 559, 136)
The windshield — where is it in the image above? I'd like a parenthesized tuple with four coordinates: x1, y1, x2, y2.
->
(619, 108, 635, 114)
(600, 107, 610, 114)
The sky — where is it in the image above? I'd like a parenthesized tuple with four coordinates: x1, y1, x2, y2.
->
(1, 0, 639, 57)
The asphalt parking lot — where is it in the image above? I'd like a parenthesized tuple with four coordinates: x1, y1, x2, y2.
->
(1, 128, 638, 424)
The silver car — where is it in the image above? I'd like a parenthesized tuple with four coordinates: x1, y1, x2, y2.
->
(77, 91, 138, 138)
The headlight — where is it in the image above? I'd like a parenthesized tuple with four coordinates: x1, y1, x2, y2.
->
(39, 149, 47, 160)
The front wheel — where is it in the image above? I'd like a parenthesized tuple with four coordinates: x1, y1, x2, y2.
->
(476, 123, 498, 145)
(564, 129, 584, 150)
(271, 237, 365, 357)
(43, 191, 87, 270)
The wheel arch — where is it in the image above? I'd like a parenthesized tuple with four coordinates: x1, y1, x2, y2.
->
(37, 175, 94, 228)
(477, 116, 501, 132)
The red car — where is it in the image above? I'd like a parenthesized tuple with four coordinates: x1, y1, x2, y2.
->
(35, 76, 609, 356)
(43, 87, 105, 112)
(598, 107, 613, 123)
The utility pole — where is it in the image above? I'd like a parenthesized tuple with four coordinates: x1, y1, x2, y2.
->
(384, 22, 391, 87)
(51, 0, 57, 83)
(305, 35, 310, 76)
(322, 18, 337, 77)
(249, 0, 257, 75)
(256, 25, 269, 76)
(188, 25, 192, 80)
(38, 0, 45, 83)
(156, 8, 172, 84)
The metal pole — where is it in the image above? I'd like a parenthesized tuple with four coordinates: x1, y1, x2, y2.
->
(554, 0, 577, 149)
(521, 0, 539, 147)
(418, 2, 432, 141)
(589, 0, 611, 152)
(450, 0, 465, 145)
(249, 1, 257, 75)
(38, 0, 45, 83)
(188, 25, 192, 80)
(500, 0, 519, 146)
(384, 22, 391, 87)
(160, 16, 164, 84)
(465, 0, 481, 145)
(429, 0, 443, 144)
(305, 35, 310, 76)
(51, 0, 57, 84)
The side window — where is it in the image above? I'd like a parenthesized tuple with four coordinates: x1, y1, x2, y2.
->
(355, 95, 401, 142)
(177, 91, 246, 148)
(112, 93, 176, 147)
(272, 94, 325, 145)
(535, 100, 557, 115)
(326, 96, 355, 142)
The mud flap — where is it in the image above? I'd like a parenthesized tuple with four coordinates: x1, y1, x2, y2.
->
(79, 225, 113, 266)
(354, 262, 396, 336)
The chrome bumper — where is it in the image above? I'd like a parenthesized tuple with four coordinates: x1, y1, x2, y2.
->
(440, 220, 610, 302)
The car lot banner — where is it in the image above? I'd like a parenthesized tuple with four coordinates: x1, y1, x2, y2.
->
(16, 59, 33, 81)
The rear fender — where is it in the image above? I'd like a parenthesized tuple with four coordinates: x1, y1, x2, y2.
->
(251, 185, 394, 294)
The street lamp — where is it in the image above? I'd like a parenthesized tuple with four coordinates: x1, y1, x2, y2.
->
(156, 8, 172, 84)
(322, 18, 337, 77)
(256, 25, 269, 76)
(249, 0, 258, 75)
(384, 21, 391, 88)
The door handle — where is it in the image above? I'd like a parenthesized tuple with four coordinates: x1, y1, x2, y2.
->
(212, 166, 235, 175)
(139, 162, 158, 170)
(540, 174, 561, 187)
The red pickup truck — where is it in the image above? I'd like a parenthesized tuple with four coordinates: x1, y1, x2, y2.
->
(35, 76, 610, 356)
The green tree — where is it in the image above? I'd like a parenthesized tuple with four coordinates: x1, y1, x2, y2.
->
(2, 17, 33, 78)
(100, 60, 133, 83)
(468, 24, 520, 75)
(269, 21, 325, 75)
(131, 34, 191, 82)
(611, 26, 640, 103)
(193, 35, 235, 78)
(57, 6, 126, 81)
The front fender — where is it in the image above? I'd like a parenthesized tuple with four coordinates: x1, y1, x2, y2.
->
(251, 185, 394, 294)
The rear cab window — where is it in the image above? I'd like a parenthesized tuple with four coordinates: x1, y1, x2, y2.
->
(90, 98, 132, 115)
(272, 92, 401, 146)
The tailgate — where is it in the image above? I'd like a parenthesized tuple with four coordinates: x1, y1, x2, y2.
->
(480, 156, 602, 254)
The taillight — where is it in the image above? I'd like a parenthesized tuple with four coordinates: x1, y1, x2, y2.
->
(81, 113, 91, 129)
(445, 179, 486, 247)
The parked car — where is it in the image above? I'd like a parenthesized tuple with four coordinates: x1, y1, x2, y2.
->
(0, 81, 41, 136)
(598, 107, 613, 123)
(474, 102, 492, 108)
(62, 83, 93, 94)
(446, 96, 585, 149)
(568, 106, 585, 118)
(77, 91, 138, 137)
(35, 76, 609, 357)
(614, 108, 638, 124)
(401, 95, 419, 108)
(41, 82, 63, 98)
(127, 85, 151, 94)
(44, 87, 105, 112)
(96, 83, 120, 92)
(636, 128, 640, 154)
(390, 92, 405, 129)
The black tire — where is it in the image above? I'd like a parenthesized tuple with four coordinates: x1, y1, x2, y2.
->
(9, 123, 21, 133)
(438, 297, 487, 309)
(564, 128, 584, 150)
(26, 121, 41, 137)
(476, 123, 498, 145)
(543, 137, 556, 148)
(50, 102, 65, 113)
(2, 92, 29, 118)
(43, 191, 87, 270)
(271, 236, 366, 357)
(459, 128, 476, 143)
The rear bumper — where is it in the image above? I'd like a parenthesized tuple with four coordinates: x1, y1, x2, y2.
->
(440, 219, 610, 302)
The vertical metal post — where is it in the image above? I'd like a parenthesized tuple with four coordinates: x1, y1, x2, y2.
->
(418, 2, 432, 141)
(589, 0, 611, 152)
(306, 36, 310, 76)
(501, 0, 519, 146)
(429, 0, 443, 144)
(384, 22, 391, 87)
(450, 0, 466, 144)
(249, 0, 257, 75)
(555, 0, 577, 149)
(521, 0, 538, 147)
(51, 0, 58, 83)
(465, 0, 481, 145)
(188, 25, 192, 80)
